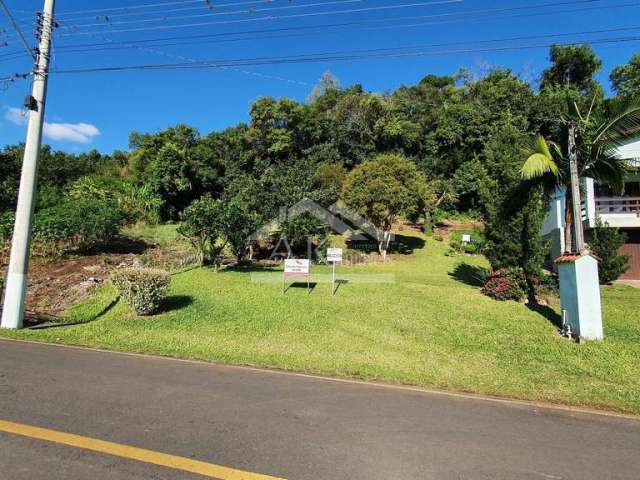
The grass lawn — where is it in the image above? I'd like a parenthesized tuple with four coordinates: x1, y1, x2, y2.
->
(2, 233, 640, 414)
(121, 223, 184, 247)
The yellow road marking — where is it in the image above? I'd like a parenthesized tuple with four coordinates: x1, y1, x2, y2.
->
(0, 419, 285, 480)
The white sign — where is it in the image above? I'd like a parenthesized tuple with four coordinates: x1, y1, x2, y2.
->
(462, 234, 471, 244)
(326, 248, 343, 263)
(284, 259, 310, 274)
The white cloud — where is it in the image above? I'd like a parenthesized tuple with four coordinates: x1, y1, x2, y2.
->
(5, 106, 27, 126)
(43, 122, 100, 144)
(4, 106, 100, 144)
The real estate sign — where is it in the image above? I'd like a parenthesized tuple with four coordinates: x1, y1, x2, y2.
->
(326, 248, 343, 263)
(327, 248, 343, 296)
(283, 259, 311, 294)
(284, 259, 310, 275)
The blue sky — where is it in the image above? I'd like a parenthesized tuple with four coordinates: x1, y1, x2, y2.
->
(1, 0, 639, 153)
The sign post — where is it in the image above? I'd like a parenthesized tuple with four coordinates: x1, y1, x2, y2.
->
(326, 248, 343, 296)
(283, 259, 311, 294)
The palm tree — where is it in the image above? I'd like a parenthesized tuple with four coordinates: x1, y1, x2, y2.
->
(521, 96, 640, 253)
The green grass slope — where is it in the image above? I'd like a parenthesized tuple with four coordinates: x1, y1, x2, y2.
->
(3, 235, 639, 413)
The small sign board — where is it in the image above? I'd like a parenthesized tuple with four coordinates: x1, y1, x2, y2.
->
(283, 259, 311, 294)
(284, 259, 310, 275)
(462, 234, 471, 244)
(326, 248, 343, 263)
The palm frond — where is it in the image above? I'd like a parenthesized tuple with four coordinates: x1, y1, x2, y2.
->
(593, 96, 640, 149)
(521, 136, 560, 180)
(584, 150, 630, 193)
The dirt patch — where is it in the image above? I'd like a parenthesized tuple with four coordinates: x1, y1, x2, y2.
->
(0, 236, 192, 320)
(434, 219, 484, 241)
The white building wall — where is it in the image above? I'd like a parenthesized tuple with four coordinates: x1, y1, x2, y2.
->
(542, 137, 640, 244)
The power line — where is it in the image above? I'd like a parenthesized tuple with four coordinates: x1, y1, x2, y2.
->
(3, 0, 637, 60)
(0, 0, 34, 59)
(67, 0, 367, 29)
(48, 34, 640, 74)
(46, 7, 309, 87)
(54, 0, 211, 17)
(56, 0, 608, 30)
(370, 0, 640, 30)
(4, 0, 629, 57)
(58, 0, 464, 36)
(57, 0, 280, 23)
(6, 0, 635, 40)
(34, 25, 640, 59)
(47, 0, 634, 45)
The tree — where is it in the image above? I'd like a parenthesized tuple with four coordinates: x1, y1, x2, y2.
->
(128, 125, 224, 219)
(589, 218, 630, 284)
(481, 122, 548, 297)
(541, 44, 603, 95)
(452, 158, 489, 211)
(341, 154, 427, 257)
(220, 189, 265, 264)
(307, 70, 341, 104)
(313, 163, 347, 206)
(419, 179, 457, 233)
(522, 96, 640, 252)
(610, 53, 640, 98)
(177, 197, 227, 268)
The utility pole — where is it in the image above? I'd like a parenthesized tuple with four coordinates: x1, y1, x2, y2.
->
(1, 0, 55, 329)
(568, 122, 585, 253)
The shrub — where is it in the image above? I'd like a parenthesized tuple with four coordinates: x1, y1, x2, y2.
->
(111, 267, 170, 315)
(433, 234, 444, 242)
(589, 218, 631, 284)
(481, 267, 527, 301)
(68, 176, 162, 224)
(33, 198, 123, 254)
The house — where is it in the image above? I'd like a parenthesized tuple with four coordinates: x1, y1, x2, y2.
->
(542, 138, 640, 280)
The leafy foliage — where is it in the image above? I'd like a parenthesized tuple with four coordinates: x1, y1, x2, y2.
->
(341, 154, 427, 255)
(2, 45, 636, 282)
(111, 267, 170, 315)
(481, 268, 527, 302)
(177, 196, 227, 268)
(32, 198, 123, 254)
(278, 212, 330, 258)
(610, 53, 640, 98)
(541, 44, 603, 96)
(481, 123, 549, 296)
(220, 190, 265, 263)
(590, 219, 631, 284)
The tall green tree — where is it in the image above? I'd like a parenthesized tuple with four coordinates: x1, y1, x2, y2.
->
(541, 44, 603, 95)
(481, 121, 548, 294)
(610, 53, 640, 98)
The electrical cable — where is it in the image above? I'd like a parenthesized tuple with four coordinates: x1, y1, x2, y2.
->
(58, 0, 464, 36)
(47, 34, 640, 74)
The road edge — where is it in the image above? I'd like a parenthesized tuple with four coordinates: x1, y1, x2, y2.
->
(1, 336, 638, 421)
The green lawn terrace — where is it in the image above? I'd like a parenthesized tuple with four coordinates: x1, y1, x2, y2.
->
(2, 229, 639, 415)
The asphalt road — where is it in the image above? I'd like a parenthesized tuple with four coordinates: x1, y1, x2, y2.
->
(0, 339, 639, 480)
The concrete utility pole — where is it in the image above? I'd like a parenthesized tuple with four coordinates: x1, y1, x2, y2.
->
(1, 0, 55, 329)
(568, 122, 585, 253)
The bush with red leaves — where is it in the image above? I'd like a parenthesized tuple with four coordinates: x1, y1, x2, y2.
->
(481, 267, 527, 301)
